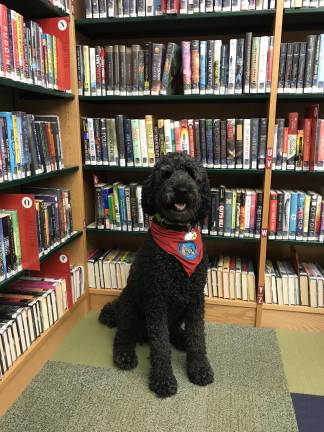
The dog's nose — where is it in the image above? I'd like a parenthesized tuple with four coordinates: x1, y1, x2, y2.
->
(177, 186, 188, 194)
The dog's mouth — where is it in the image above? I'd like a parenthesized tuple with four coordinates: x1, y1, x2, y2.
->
(174, 203, 187, 212)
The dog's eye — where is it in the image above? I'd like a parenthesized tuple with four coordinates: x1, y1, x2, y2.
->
(186, 168, 195, 179)
(161, 167, 172, 179)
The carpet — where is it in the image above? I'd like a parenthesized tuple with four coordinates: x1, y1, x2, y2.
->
(0, 312, 298, 432)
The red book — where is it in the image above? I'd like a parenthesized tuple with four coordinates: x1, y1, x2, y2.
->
(36, 17, 71, 92)
(0, 4, 12, 79)
(268, 191, 278, 238)
(31, 252, 73, 309)
(303, 118, 312, 170)
(10, 10, 19, 81)
(307, 104, 319, 171)
(282, 127, 288, 169)
(161, 0, 167, 13)
(249, 191, 257, 234)
(317, 119, 324, 171)
(180, 119, 189, 154)
(0, 194, 39, 271)
(100, 47, 105, 93)
(174, 121, 181, 152)
(287, 112, 298, 169)
(188, 119, 195, 158)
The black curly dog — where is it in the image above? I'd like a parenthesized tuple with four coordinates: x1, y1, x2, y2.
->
(99, 152, 214, 397)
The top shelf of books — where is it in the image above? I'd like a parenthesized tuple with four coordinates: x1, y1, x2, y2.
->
(75, 10, 275, 38)
(0, 0, 70, 19)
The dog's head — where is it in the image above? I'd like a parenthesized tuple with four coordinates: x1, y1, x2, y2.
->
(141, 152, 210, 226)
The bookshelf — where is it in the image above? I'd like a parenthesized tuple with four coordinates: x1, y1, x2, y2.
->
(1, 0, 324, 416)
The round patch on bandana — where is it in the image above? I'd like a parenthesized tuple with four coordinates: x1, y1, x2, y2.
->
(178, 241, 198, 261)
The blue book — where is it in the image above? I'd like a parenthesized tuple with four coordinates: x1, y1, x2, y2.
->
(0, 216, 7, 279)
(102, 186, 109, 229)
(14, 114, 24, 177)
(289, 191, 298, 239)
(316, 34, 324, 92)
(171, 121, 176, 153)
(199, 41, 207, 94)
(206, 119, 213, 167)
(0, 112, 16, 180)
(153, 0, 161, 14)
(296, 191, 305, 240)
(118, 184, 127, 231)
(123, 118, 134, 166)
(224, 189, 232, 237)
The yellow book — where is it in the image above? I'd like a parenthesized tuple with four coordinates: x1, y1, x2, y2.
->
(16, 13, 24, 81)
(158, 119, 166, 156)
(53, 35, 58, 89)
(250, 36, 260, 94)
(47, 34, 54, 88)
(83, 45, 90, 96)
(145, 115, 155, 167)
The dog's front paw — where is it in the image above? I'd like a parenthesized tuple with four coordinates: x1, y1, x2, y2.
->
(114, 349, 138, 370)
(149, 371, 178, 398)
(187, 358, 214, 386)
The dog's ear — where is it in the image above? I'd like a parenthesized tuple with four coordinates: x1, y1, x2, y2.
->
(141, 173, 156, 216)
(197, 166, 210, 222)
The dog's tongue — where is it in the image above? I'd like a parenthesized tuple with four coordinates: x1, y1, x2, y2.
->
(174, 203, 186, 211)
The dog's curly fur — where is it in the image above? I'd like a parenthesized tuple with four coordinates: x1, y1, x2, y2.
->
(99, 152, 214, 398)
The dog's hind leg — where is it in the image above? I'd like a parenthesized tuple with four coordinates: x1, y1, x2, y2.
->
(98, 300, 118, 327)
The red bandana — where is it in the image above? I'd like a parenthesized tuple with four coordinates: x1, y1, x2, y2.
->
(150, 220, 203, 277)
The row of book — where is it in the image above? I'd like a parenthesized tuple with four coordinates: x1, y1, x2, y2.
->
(0, 268, 84, 378)
(268, 190, 324, 241)
(264, 259, 324, 307)
(93, 181, 263, 238)
(84, 0, 275, 18)
(205, 256, 256, 300)
(81, 116, 268, 169)
(0, 112, 64, 183)
(279, 35, 324, 94)
(76, 34, 273, 96)
(0, 188, 74, 281)
(273, 106, 324, 172)
(87, 249, 256, 301)
(50, 0, 71, 13)
(88, 249, 136, 289)
(0, 5, 70, 92)
(94, 182, 149, 231)
(285, 0, 324, 8)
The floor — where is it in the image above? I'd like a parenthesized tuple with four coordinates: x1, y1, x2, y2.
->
(0, 312, 324, 431)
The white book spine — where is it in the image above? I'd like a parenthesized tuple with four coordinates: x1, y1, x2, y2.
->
(213, 40, 222, 95)
(139, 119, 148, 167)
(88, 119, 97, 164)
(243, 119, 251, 169)
(146, 0, 154, 15)
(163, 119, 173, 153)
(89, 48, 97, 96)
(228, 39, 237, 95)
(258, 36, 269, 94)
(180, 0, 188, 13)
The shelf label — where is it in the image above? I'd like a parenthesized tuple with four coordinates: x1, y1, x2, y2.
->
(265, 148, 273, 169)
(257, 294, 264, 304)
(261, 228, 268, 238)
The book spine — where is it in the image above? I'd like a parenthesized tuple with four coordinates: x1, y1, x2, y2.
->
(304, 35, 317, 93)
(268, 191, 278, 239)
(287, 112, 298, 170)
(212, 119, 221, 168)
(235, 38, 244, 94)
(115, 115, 126, 166)
(278, 43, 287, 93)
(226, 119, 235, 168)
(191, 40, 199, 94)
(123, 118, 134, 167)
(145, 115, 155, 167)
(199, 119, 207, 166)
(266, 36, 274, 93)
(288, 192, 298, 239)
(243, 32, 252, 94)
(113, 45, 119, 94)
(235, 119, 243, 168)
(206, 40, 214, 94)
(205, 119, 213, 166)
(243, 118, 251, 169)
(250, 37, 260, 94)
(131, 119, 141, 166)
(151, 43, 163, 95)
(228, 39, 237, 95)
(296, 192, 305, 240)
(213, 40, 221, 95)
(119, 45, 126, 96)
(220, 120, 227, 168)
(258, 36, 268, 93)
(199, 40, 207, 95)
(258, 118, 267, 169)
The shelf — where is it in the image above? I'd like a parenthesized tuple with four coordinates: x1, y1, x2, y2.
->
(278, 93, 324, 102)
(283, 7, 324, 30)
(272, 169, 324, 176)
(263, 303, 324, 314)
(79, 94, 269, 103)
(0, 0, 68, 18)
(86, 225, 259, 242)
(268, 238, 324, 247)
(0, 292, 88, 415)
(0, 166, 79, 191)
(83, 165, 263, 175)
(75, 10, 275, 38)
(0, 78, 74, 99)
(0, 231, 83, 291)
(88, 288, 257, 325)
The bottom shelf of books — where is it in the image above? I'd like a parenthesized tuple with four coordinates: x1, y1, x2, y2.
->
(0, 264, 87, 416)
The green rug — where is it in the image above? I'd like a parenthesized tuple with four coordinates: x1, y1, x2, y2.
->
(0, 312, 298, 432)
